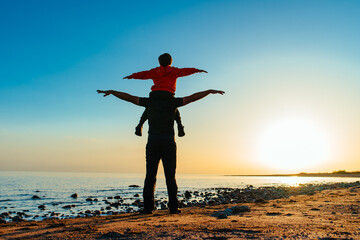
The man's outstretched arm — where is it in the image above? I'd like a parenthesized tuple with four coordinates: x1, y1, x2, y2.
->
(97, 90, 140, 106)
(183, 89, 224, 106)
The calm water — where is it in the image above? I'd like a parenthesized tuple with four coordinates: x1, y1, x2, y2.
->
(0, 171, 359, 221)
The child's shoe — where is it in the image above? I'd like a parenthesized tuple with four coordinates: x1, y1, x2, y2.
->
(135, 125, 142, 136)
(178, 125, 185, 137)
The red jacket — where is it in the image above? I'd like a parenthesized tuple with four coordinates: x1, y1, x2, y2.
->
(126, 66, 202, 93)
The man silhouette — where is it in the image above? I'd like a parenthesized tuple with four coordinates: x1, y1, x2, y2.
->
(97, 89, 224, 214)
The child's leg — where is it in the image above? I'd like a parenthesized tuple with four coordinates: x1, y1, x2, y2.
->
(175, 109, 185, 137)
(135, 109, 148, 136)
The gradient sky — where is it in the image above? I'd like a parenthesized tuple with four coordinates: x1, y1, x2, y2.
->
(1, 0, 360, 174)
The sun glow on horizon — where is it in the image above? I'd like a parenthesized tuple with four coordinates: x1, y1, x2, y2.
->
(255, 116, 333, 172)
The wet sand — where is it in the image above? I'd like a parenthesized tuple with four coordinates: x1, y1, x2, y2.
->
(1, 184, 359, 239)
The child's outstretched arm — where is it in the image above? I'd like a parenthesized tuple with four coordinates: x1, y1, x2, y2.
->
(123, 68, 157, 80)
(97, 90, 140, 106)
(175, 68, 208, 77)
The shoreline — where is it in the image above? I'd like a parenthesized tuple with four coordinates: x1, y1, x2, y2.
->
(1, 181, 359, 239)
(226, 173, 360, 178)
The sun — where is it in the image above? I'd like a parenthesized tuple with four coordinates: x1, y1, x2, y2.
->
(256, 116, 332, 172)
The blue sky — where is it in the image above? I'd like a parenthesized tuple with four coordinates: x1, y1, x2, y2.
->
(1, 0, 360, 174)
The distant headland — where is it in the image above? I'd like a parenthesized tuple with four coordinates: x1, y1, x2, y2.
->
(227, 170, 360, 178)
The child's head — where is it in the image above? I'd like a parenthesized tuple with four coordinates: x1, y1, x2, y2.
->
(158, 53, 172, 67)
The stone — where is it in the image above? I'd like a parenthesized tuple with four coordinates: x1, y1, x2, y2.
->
(114, 195, 122, 199)
(266, 212, 282, 216)
(86, 198, 93, 201)
(217, 213, 228, 219)
(0, 212, 10, 218)
(0, 217, 6, 223)
(255, 198, 268, 203)
(129, 185, 140, 188)
(12, 216, 23, 222)
(38, 205, 46, 210)
(63, 205, 72, 209)
(71, 193, 78, 198)
(134, 193, 140, 197)
(184, 191, 192, 199)
(32, 195, 40, 199)
(231, 205, 251, 213)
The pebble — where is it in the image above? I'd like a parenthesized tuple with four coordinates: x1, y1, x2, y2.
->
(71, 193, 78, 198)
(129, 185, 140, 188)
(38, 205, 46, 210)
(12, 216, 23, 222)
(0, 212, 10, 218)
(266, 212, 282, 216)
(184, 191, 192, 199)
(32, 195, 40, 199)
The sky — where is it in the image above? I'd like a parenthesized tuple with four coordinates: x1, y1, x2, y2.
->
(1, 0, 360, 174)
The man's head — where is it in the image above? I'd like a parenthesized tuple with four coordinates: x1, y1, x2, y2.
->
(158, 53, 172, 67)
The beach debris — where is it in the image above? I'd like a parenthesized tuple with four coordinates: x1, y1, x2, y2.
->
(71, 193, 78, 198)
(32, 195, 40, 199)
(129, 185, 140, 188)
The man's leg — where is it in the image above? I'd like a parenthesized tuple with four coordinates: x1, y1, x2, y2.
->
(135, 109, 148, 136)
(143, 139, 161, 212)
(161, 140, 179, 213)
(174, 109, 185, 137)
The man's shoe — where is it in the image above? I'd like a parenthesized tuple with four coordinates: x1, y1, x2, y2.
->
(170, 209, 181, 214)
(139, 209, 153, 215)
(135, 125, 142, 136)
(178, 125, 185, 137)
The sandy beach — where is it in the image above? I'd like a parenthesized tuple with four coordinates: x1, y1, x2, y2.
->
(1, 182, 359, 239)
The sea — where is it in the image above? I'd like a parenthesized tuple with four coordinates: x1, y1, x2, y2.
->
(0, 171, 359, 221)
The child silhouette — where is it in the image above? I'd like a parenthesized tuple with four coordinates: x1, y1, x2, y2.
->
(124, 53, 207, 137)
